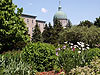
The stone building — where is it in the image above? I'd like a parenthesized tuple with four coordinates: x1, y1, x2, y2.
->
(53, 1, 69, 27)
(21, 14, 46, 38)
(21, 0, 71, 39)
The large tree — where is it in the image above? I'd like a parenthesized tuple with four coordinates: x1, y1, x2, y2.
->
(32, 23, 42, 42)
(59, 26, 100, 48)
(0, 0, 29, 52)
(94, 17, 100, 27)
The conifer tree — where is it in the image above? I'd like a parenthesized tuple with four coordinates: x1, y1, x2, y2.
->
(47, 22, 53, 43)
(94, 17, 100, 27)
(42, 23, 53, 43)
(32, 23, 42, 42)
(51, 18, 63, 44)
(0, 0, 29, 52)
(66, 19, 72, 28)
(42, 24, 49, 43)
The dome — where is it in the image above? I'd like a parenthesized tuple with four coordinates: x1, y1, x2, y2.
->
(53, 11, 67, 20)
(53, 1, 67, 20)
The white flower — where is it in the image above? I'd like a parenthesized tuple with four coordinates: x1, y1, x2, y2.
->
(81, 44, 84, 47)
(77, 42, 80, 45)
(64, 41, 68, 44)
(79, 48, 81, 50)
(70, 46, 73, 48)
(70, 43, 73, 45)
(86, 47, 90, 49)
(82, 48, 85, 50)
(74, 45, 77, 48)
(86, 44, 89, 46)
(81, 42, 84, 45)
(63, 27, 66, 29)
(78, 51, 81, 54)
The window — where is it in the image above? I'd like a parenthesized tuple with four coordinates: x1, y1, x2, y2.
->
(27, 19, 29, 23)
(32, 28, 34, 31)
(32, 20, 33, 23)
(43, 24, 45, 27)
(38, 24, 40, 27)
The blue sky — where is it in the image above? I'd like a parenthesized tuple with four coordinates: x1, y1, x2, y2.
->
(13, 0, 100, 25)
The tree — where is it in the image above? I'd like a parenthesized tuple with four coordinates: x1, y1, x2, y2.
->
(78, 20, 93, 28)
(0, 0, 29, 52)
(32, 23, 42, 42)
(42, 23, 53, 43)
(51, 18, 63, 44)
(66, 19, 72, 28)
(42, 24, 48, 43)
(59, 26, 100, 48)
(94, 16, 100, 27)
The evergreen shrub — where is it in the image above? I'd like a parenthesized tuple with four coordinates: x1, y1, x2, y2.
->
(22, 42, 57, 72)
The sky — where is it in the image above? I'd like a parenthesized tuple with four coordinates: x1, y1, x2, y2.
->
(13, 0, 100, 25)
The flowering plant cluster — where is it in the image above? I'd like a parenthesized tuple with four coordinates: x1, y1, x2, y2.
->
(69, 57, 100, 75)
(65, 41, 90, 50)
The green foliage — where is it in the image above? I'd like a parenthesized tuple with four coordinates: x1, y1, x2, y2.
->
(78, 20, 93, 27)
(42, 23, 53, 43)
(58, 48, 100, 74)
(0, 51, 35, 75)
(42, 20, 63, 44)
(51, 18, 63, 44)
(59, 26, 100, 47)
(0, 0, 30, 52)
(22, 42, 57, 72)
(66, 19, 72, 28)
(94, 16, 100, 27)
(32, 23, 42, 42)
(69, 57, 100, 75)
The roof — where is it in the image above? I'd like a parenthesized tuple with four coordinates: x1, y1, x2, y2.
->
(53, 11, 67, 20)
(53, 0, 67, 20)
(36, 20, 46, 23)
(21, 14, 37, 18)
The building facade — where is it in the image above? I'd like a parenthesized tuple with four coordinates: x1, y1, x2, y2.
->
(21, 14, 45, 38)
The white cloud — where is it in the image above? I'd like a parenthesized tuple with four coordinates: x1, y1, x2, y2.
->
(41, 8, 48, 13)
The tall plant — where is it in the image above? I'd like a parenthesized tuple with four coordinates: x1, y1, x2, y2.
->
(32, 23, 42, 42)
(0, 0, 30, 52)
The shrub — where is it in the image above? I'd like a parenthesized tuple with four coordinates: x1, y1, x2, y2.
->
(0, 0, 30, 52)
(0, 51, 35, 75)
(22, 42, 57, 72)
(59, 26, 100, 48)
(69, 57, 100, 75)
(57, 48, 100, 74)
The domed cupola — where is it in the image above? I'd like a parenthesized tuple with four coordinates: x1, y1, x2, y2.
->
(53, 0, 67, 20)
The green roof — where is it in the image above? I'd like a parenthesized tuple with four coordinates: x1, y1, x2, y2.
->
(53, 1, 67, 20)
(53, 11, 67, 20)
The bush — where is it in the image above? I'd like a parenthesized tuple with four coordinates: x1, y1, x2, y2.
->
(69, 57, 100, 75)
(57, 48, 100, 74)
(0, 51, 35, 75)
(22, 42, 57, 72)
(0, 0, 30, 52)
(59, 26, 100, 48)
